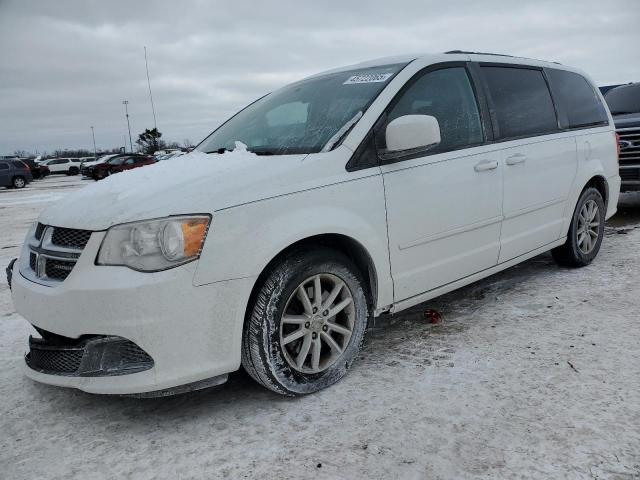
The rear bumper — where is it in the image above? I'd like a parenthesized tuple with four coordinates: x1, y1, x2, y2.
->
(11, 238, 256, 394)
(606, 174, 621, 219)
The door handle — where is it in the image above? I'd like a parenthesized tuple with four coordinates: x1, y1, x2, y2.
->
(474, 160, 499, 172)
(506, 154, 527, 166)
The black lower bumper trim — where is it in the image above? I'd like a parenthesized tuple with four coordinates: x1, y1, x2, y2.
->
(6, 258, 16, 290)
(26, 331, 154, 377)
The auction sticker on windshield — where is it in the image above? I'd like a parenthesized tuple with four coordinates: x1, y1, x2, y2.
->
(343, 73, 394, 84)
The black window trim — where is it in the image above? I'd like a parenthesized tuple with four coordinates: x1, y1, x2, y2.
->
(476, 62, 563, 143)
(346, 61, 493, 171)
(543, 67, 610, 131)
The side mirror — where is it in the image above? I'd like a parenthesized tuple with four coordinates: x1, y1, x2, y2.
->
(384, 114, 441, 157)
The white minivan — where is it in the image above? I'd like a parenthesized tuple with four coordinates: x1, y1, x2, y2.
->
(8, 52, 620, 396)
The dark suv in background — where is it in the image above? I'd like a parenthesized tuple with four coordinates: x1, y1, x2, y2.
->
(603, 82, 640, 191)
(0, 160, 33, 189)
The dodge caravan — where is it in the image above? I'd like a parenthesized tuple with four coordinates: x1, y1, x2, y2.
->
(8, 52, 620, 396)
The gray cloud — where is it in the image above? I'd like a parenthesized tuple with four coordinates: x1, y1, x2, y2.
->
(0, 0, 638, 154)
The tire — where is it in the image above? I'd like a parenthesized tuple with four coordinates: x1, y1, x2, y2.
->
(552, 187, 605, 267)
(242, 247, 370, 396)
(12, 176, 26, 189)
(68, 167, 79, 175)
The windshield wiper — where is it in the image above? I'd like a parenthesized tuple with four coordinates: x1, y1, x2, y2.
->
(204, 147, 231, 154)
(321, 111, 363, 153)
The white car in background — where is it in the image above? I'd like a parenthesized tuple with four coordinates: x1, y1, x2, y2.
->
(8, 51, 620, 397)
(41, 158, 82, 175)
(156, 151, 186, 161)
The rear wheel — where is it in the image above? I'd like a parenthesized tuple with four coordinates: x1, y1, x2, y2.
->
(12, 176, 26, 189)
(552, 187, 605, 267)
(68, 167, 79, 175)
(242, 247, 369, 395)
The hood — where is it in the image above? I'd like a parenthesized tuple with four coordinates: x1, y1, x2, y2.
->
(612, 112, 640, 129)
(39, 145, 351, 230)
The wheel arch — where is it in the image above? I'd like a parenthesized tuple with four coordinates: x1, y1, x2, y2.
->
(246, 233, 379, 319)
(584, 174, 608, 209)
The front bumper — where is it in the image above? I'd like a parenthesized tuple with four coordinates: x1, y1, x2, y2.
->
(10, 233, 256, 395)
(26, 332, 154, 377)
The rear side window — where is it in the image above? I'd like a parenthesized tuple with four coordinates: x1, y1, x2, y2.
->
(0, 162, 9, 170)
(385, 67, 484, 152)
(547, 69, 608, 128)
(482, 66, 558, 139)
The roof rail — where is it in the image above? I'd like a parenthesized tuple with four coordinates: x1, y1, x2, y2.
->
(444, 50, 516, 57)
(444, 50, 562, 65)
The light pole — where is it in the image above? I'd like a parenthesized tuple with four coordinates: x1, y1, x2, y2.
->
(90, 126, 97, 158)
(122, 100, 133, 153)
(144, 46, 157, 130)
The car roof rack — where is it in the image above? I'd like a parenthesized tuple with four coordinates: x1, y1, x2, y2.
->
(444, 50, 562, 65)
(444, 50, 515, 57)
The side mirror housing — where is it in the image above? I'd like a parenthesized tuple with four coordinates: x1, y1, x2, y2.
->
(383, 114, 441, 158)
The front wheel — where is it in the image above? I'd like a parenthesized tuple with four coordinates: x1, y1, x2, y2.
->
(552, 187, 605, 267)
(12, 176, 26, 188)
(242, 248, 369, 396)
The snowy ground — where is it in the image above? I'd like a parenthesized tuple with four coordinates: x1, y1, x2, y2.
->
(1, 176, 639, 479)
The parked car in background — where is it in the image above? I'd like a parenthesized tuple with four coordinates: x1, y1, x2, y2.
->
(156, 151, 186, 161)
(42, 158, 82, 175)
(91, 154, 155, 180)
(21, 158, 49, 179)
(80, 154, 118, 177)
(153, 149, 181, 158)
(0, 159, 32, 188)
(7, 52, 620, 397)
(603, 82, 640, 192)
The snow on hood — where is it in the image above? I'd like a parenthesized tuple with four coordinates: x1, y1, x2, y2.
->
(39, 143, 312, 230)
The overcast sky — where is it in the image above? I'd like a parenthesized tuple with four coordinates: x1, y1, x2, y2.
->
(1, 0, 639, 155)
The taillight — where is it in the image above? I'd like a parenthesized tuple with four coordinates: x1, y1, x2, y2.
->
(615, 132, 620, 165)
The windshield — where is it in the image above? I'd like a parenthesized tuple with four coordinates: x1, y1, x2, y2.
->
(196, 63, 408, 156)
(604, 83, 640, 115)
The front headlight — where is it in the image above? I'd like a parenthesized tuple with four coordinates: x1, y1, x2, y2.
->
(97, 215, 211, 271)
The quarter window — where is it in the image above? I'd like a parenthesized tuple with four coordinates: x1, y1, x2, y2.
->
(482, 66, 558, 139)
(0, 163, 9, 170)
(546, 69, 608, 128)
(385, 67, 484, 152)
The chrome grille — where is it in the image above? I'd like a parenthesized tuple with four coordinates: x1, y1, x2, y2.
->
(51, 227, 92, 249)
(44, 258, 77, 281)
(618, 127, 640, 166)
(23, 224, 92, 285)
(620, 168, 639, 181)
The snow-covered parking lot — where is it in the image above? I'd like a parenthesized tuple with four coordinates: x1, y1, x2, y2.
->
(1, 176, 639, 479)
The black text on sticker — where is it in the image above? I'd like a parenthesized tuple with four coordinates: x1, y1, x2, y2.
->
(343, 73, 393, 85)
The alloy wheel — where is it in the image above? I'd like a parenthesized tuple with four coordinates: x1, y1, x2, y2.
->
(577, 199, 600, 254)
(279, 273, 355, 374)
